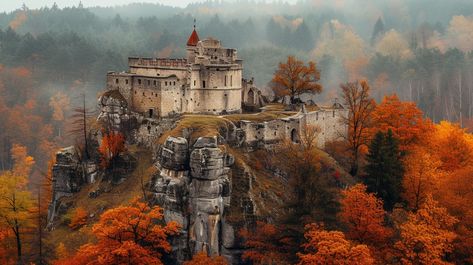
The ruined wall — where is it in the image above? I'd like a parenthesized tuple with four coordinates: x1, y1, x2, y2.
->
(240, 107, 348, 150)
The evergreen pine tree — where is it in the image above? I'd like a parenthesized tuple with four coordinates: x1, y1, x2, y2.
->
(364, 129, 404, 210)
(371, 17, 385, 46)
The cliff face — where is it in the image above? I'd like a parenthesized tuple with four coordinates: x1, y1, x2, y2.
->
(152, 136, 254, 264)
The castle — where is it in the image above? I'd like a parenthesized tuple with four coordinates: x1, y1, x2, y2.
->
(105, 26, 255, 117)
(101, 26, 348, 149)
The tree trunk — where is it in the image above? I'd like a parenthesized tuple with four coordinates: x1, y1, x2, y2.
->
(14, 223, 21, 261)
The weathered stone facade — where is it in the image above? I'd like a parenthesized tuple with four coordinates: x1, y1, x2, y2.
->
(240, 103, 348, 150)
(105, 28, 244, 117)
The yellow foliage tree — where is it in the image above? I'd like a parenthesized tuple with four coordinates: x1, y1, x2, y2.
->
(375, 29, 412, 59)
(402, 147, 442, 211)
(395, 195, 457, 265)
(298, 224, 375, 265)
(0, 144, 35, 261)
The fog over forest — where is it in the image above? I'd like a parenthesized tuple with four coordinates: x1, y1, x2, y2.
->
(1, 0, 473, 169)
(2, 1, 473, 264)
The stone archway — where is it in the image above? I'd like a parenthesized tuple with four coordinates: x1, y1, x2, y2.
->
(291, 128, 299, 143)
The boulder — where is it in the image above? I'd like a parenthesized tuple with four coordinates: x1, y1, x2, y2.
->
(160, 137, 189, 170)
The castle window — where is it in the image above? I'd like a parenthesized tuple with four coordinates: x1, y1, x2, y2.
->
(154, 80, 157, 86)
(230, 75, 233, 86)
(147, 80, 150, 86)
(224, 76, 227, 86)
(165, 81, 168, 86)
(203, 81, 206, 88)
(125, 79, 129, 85)
(115, 78, 119, 84)
(142, 92, 145, 96)
(173, 81, 176, 86)
(194, 80, 196, 86)
(138, 79, 142, 85)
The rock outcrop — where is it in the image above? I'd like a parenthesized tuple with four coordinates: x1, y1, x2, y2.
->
(98, 89, 133, 130)
(47, 146, 85, 227)
(151, 136, 255, 264)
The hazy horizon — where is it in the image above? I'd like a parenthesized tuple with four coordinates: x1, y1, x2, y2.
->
(1, 0, 298, 12)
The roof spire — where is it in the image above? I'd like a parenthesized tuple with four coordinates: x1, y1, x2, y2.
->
(187, 18, 200, 46)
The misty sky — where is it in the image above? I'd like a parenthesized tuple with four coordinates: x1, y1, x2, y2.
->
(1, 0, 297, 12)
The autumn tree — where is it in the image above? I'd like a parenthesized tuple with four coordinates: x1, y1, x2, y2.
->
(239, 221, 295, 264)
(429, 121, 473, 171)
(371, 94, 431, 151)
(271, 55, 322, 104)
(69, 93, 94, 160)
(297, 224, 375, 265)
(274, 125, 339, 225)
(402, 147, 442, 211)
(435, 165, 473, 263)
(339, 184, 391, 246)
(49, 91, 71, 138)
(340, 80, 376, 176)
(53, 198, 179, 265)
(364, 130, 404, 210)
(395, 195, 457, 265)
(69, 207, 87, 230)
(98, 131, 125, 169)
(183, 252, 228, 265)
(0, 144, 35, 261)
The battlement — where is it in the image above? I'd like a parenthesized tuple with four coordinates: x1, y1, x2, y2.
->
(128, 57, 188, 69)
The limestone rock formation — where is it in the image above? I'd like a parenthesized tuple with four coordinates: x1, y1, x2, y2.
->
(47, 146, 85, 226)
(151, 136, 253, 264)
(97, 89, 136, 131)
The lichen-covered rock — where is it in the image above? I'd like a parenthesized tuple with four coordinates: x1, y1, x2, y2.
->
(190, 147, 225, 180)
(47, 146, 84, 226)
(97, 90, 131, 130)
(193, 136, 218, 149)
(151, 136, 255, 264)
(159, 137, 188, 170)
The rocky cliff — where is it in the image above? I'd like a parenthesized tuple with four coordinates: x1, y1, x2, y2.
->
(151, 136, 256, 263)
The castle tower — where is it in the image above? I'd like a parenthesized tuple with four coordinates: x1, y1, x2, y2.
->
(186, 20, 200, 63)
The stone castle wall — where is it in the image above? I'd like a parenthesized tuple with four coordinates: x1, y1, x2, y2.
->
(240, 107, 348, 149)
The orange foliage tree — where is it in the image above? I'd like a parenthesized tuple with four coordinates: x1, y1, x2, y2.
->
(339, 184, 391, 246)
(297, 224, 375, 265)
(99, 131, 125, 169)
(395, 195, 457, 265)
(340, 80, 376, 176)
(402, 147, 442, 211)
(271, 56, 322, 104)
(69, 207, 88, 230)
(371, 94, 431, 151)
(435, 165, 473, 263)
(183, 252, 228, 265)
(239, 221, 295, 265)
(428, 121, 473, 171)
(53, 198, 179, 265)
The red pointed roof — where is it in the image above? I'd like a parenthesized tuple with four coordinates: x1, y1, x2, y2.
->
(187, 29, 200, 46)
